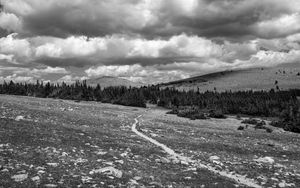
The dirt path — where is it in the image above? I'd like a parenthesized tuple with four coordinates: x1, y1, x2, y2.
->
(131, 115, 262, 188)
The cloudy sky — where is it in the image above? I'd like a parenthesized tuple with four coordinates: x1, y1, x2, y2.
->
(0, 0, 300, 84)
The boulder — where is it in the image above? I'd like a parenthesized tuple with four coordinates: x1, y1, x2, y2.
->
(90, 167, 123, 178)
(11, 173, 28, 182)
(254, 156, 275, 164)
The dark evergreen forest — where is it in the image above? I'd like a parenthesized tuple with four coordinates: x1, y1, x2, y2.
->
(0, 80, 299, 133)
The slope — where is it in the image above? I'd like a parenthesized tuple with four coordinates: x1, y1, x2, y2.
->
(86, 76, 143, 88)
(161, 63, 300, 92)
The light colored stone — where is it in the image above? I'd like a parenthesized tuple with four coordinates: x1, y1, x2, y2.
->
(278, 182, 286, 187)
(180, 160, 189, 165)
(47, 163, 59, 167)
(133, 176, 142, 181)
(254, 156, 275, 164)
(31, 176, 40, 182)
(15, 115, 24, 121)
(11, 174, 28, 182)
(160, 157, 170, 163)
(44, 184, 58, 188)
(209, 156, 220, 161)
(90, 167, 122, 178)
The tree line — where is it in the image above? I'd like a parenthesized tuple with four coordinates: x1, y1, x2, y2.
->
(0, 80, 299, 133)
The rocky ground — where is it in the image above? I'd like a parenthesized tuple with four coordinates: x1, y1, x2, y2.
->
(0, 94, 300, 187)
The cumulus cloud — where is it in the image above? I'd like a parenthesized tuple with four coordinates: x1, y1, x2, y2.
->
(85, 64, 142, 78)
(0, 33, 226, 67)
(0, 65, 69, 83)
(0, 74, 33, 82)
(84, 61, 236, 84)
(57, 75, 88, 83)
(254, 13, 300, 38)
(235, 50, 300, 68)
(0, 12, 22, 32)
(0, 0, 300, 83)
(31, 66, 68, 74)
(0, 33, 32, 63)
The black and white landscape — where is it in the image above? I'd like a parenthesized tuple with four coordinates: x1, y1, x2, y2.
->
(0, 0, 300, 187)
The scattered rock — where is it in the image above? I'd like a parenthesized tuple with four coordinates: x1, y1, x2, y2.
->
(149, 176, 155, 181)
(31, 176, 40, 182)
(90, 167, 122, 178)
(11, 173, 28, 182)
(15, 115, 24, 121)
(149, 182, 163, 187)
(171, 158, 180, 164)
(180, 160, 189, 165)
(133, 176, 142, 181)
(150, 133, 159, 137)
(103, 161, 114, 166)
(44, 184, 58, 188)
(47, 163, 59, 167)
(81, 176, 93, 183)
(129, 179, 138, 185)
(96, 151, 107, 155)
(279, 182, 286, 188)
(209, 156, 220, 162)
(1, 168, 9, 172)
(37, 170, 46, 174)
(254, 156, 275, 164)
(160, 157, 170, 164)
(115, 160, 124, 164)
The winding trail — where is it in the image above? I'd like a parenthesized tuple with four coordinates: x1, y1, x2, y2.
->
(131, 115, 262, 188)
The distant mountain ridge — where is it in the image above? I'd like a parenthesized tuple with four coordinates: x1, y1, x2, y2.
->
(160, 63, 300, 92)
(86, 76, 143, 88)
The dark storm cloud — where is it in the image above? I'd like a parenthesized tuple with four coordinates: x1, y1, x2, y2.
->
(156, 0, 298, 39)
(34, 57, 97, 68)
(35, 56, 206, 68)
(100, 56, 207, 67)
(3, 0, 152, 38)
(2, 0, 299, 39)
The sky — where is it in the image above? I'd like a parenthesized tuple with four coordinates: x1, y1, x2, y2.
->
(0, 0, 300, 84)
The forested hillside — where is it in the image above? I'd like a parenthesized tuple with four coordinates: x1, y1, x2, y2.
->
(0, 80, 299, 133)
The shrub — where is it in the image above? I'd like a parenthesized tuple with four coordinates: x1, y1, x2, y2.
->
(270, 120, 300, 133)
(265, 127, 273, 133)
(254, 124, 266, 130)
(193, 113, 208, 119)
(166, 109, 178, 114)
(189, 116, 196, 120)
(241, 118, 259, 125)
(208, 110, 227, 119)
(237, 126, 245, 130)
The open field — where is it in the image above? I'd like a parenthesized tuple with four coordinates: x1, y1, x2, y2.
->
(0, 95, 300, 187)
